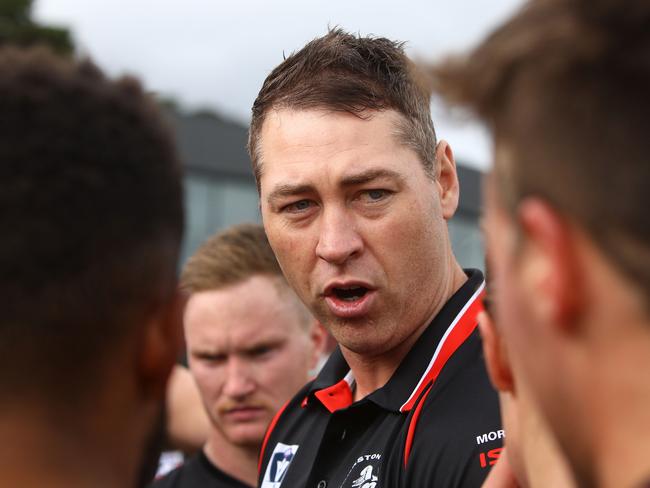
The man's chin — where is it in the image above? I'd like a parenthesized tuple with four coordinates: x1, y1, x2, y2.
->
(223, 428, 267, 449)
(216, 419, 269, 448)
(335, 327, 394, 356)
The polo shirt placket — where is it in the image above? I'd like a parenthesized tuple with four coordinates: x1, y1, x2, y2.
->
(259, 269, 503, 488)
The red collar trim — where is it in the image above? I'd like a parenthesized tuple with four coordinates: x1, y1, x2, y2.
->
(399, 282, 485, 412)
(313, 371, 354, 413)
(309, 280, 485, 414)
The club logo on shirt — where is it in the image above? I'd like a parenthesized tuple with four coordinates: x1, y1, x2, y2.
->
(261, 442, 299, 488)
(341, 453, 382, 488)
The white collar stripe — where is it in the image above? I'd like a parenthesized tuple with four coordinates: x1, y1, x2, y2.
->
(399, 281, 486, 413)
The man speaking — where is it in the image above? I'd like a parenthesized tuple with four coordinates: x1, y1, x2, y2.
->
(250, 29, 502, 487)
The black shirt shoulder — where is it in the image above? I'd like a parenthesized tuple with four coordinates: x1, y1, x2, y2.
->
(150, 451, 252, 488)
(400, 330, 503, 487)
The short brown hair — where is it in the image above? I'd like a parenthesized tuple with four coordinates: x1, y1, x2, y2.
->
(181, 223, 313, 328)
(181, 223, 282, 294)
(430, 0, 650, 300)
(249, 28, 436, 189)
(0, 46, 183, 404)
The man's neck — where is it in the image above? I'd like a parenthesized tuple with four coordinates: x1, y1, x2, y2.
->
(346, 260, 467, 401)
(345, 338, 420, 402)
(204, 431, 258, 487)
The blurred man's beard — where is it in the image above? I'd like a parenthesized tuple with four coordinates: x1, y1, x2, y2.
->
(135, 404, 167, 488)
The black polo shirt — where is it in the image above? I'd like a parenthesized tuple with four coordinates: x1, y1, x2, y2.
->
(258, 269, 503, 488)
(150, 450, 251, 488)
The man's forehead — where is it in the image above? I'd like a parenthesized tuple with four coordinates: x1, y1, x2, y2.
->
(186, 307, 298, 352)
(262, 105, 406, 138)
(185, 279, 306, 330)
(260, 108, 377, 151)
(189, 326, 289, 352)
(257, 108, 417, 193)
(263, 106, 403, 143)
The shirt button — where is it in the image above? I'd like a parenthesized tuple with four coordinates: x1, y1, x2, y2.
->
(317, 481, 327, 488)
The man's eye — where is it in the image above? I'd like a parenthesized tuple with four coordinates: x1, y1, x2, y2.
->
(197, 353, 226, 363)
(283, 200, 313, 213)
(251, 346, 272, 357)
(361, 189, 390, 202)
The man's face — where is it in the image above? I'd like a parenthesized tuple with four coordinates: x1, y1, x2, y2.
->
(258, 108, 456, 357)
(185, 275, 317, 448)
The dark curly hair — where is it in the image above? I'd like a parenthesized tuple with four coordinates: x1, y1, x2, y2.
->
(0, 46, 184, 405)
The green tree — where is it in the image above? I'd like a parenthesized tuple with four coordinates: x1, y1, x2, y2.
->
(0, 0, 74, 55)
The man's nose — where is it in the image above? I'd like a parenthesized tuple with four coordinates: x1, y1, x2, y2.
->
(315, 207, 363, 265)
(222, 358, 256, 399)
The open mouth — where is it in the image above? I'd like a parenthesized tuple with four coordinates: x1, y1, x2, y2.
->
(324, 282, 375, 318)
(332, 285, 369, 302)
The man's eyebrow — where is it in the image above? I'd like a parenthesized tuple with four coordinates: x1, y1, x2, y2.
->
(241, 337, 285, 353)
(340, 168, 405, 187)
(266, 169, 404, 205)
(266, 183, 315, 205)
(190, 347, 221, 357)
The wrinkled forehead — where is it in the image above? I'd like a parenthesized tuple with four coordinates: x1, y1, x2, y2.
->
(255, 107, 413, 189)
(184, 277, 310, 341)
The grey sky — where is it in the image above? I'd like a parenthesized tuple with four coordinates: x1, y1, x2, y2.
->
(34, 0, 525, 169)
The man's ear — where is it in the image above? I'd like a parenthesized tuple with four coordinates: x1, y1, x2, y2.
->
(517, 198, 583, 333)
(434, 140, 460, 220)
(138, 289, 185, 400)
(478, 310, 515, 393)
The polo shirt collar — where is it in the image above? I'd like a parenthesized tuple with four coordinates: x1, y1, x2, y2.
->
(307, 269, 486, 414)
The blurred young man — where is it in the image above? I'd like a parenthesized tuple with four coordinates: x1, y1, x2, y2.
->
(250, 29, 502, 487)
(432, 1, 650, 487)
(0, 47, 184, 488)
(152, 224, 326, 488)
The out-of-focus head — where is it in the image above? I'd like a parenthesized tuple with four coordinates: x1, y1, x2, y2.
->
(432, 0, 650, 484)
(431, 0, 650, 309)
(0, 46, 184, 413)
(248, 28, 437, 188)
(181, 224, 325, 448)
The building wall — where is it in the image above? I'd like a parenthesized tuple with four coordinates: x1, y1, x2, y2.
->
(180, 174, 260, 264)
(449, 214, 484, 270)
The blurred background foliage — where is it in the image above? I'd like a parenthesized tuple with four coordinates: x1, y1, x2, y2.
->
(0, 0, 74, 55)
